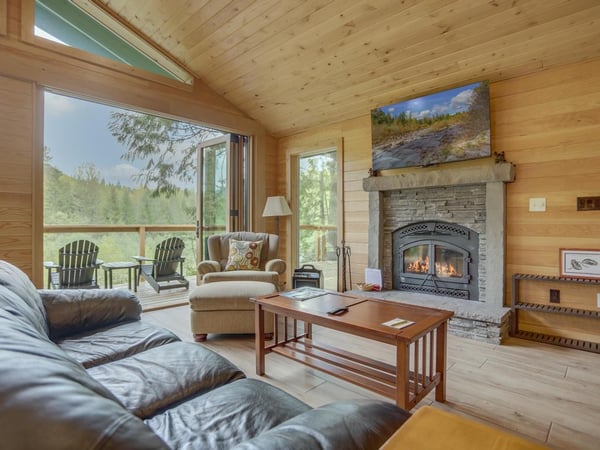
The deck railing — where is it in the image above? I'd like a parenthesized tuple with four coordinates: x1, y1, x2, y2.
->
(44, 223, 338, 287)
(44, 224, 197, 257)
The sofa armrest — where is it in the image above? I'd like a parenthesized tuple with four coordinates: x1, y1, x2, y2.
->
(197, 260, 221, 277)
(265, 258, 286, 275)
(39, 289, 142, 340)
(232, 399, 411, 450)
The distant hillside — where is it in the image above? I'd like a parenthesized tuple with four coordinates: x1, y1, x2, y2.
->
(44, 163, 196, 226)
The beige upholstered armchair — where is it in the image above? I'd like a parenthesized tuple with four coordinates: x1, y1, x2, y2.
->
(197, 232, 286, 290)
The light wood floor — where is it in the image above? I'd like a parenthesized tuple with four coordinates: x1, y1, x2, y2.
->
(142, 299, 600, 450)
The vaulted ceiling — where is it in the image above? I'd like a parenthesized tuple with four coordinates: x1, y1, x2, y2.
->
(96, 0, 600, 138)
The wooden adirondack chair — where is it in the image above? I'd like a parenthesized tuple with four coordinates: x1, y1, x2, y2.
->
(133, 237, 189, 293)
(44, 240, 102, 289)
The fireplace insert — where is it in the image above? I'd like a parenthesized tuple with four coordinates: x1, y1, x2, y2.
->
(392, 221, 479, 300)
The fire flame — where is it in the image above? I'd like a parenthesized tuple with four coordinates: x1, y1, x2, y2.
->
(406, 256, 462, 278)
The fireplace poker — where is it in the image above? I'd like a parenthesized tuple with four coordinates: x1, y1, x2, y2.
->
(336, 240, 352, 292)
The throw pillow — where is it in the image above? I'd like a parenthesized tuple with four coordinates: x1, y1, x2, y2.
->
(224, 239, 263, 271)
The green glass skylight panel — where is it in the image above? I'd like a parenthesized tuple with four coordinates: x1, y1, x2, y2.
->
(35, 0, 188, 83)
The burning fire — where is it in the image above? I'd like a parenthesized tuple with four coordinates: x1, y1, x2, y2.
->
(406, 256, 462, 278)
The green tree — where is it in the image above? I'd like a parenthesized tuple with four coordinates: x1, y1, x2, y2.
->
(108, 112, 219, 197)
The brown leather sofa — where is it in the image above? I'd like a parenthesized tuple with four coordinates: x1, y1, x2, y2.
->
(0, 260, 410, 449)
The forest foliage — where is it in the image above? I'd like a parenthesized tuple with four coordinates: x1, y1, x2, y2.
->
(43, 159, 198, 281)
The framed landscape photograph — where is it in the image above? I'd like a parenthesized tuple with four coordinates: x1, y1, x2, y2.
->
(371, 81, 491, 171)
(559, 249, 600, 279)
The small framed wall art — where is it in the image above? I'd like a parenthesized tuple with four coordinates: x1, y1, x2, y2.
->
(559, 249, 600, 279)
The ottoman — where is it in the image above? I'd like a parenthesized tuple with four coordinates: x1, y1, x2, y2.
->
(190, 280, 276, 342)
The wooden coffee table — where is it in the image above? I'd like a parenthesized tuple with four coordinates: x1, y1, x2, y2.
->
(251, 291, 453, 410)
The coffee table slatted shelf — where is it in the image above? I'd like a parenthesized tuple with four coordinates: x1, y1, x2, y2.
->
(511, 274, 600, 354)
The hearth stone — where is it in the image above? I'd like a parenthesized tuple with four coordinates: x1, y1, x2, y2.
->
(349, 289, 510, 344)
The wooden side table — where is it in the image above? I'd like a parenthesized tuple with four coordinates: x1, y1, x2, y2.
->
(381, 406, 548, 449)
(101, 262, 138, 292)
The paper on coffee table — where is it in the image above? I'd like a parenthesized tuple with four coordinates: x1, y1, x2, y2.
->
(382, 317, 414, 329)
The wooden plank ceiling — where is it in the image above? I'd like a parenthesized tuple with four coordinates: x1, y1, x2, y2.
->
(96, 0, 600, 137)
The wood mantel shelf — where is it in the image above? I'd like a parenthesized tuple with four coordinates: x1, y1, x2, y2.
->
(363, 162, 515, 192)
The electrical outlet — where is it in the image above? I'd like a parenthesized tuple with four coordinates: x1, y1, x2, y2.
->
(597, 293, 600, 308)
(529, 198, 546, 212)
(549, 289, 560, 303)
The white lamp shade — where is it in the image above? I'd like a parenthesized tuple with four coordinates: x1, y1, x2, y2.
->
(262, 196, 292, 217)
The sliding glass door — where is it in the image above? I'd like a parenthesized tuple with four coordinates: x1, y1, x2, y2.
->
(197, 134, 249, 260)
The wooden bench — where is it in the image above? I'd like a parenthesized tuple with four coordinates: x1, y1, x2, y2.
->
(381, 405, 548, 450)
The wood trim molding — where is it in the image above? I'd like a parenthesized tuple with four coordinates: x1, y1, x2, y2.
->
(0, 38, 263, 136)
(0, 0, 7, 36)
(32, 83, 44, 286)
(363, 162, 515, 192)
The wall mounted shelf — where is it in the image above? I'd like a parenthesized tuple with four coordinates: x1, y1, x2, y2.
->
(511, 274, 600, 354)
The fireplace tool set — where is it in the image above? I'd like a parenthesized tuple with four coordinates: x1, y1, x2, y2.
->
(336, 240, 352, 292)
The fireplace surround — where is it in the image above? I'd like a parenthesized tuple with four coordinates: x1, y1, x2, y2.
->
(360, 163, 515, 343)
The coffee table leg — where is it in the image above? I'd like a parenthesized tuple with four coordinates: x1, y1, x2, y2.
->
(435, 321, 448, 402)
(255, 303, 265, 375)
(396, 340, 410, 409)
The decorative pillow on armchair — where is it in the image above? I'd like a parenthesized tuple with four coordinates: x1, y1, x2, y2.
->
(225, 239, 263, 271)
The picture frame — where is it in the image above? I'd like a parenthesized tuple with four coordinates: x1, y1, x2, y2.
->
(370, 80, 491, 171)
(559, 249, 600, 279)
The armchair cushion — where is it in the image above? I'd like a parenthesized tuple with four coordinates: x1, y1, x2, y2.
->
(225, 239, 263, 271)
(203, 270, 280, 287)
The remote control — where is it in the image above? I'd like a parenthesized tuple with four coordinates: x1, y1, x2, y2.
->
(327, 307, 348, 315)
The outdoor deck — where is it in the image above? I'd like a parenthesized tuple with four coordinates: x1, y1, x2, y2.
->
(128, 276, 197, 311)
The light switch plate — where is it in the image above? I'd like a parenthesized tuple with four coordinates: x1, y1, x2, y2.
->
(529, 198, 546, 212)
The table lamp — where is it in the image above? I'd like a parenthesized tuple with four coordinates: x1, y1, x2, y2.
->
(262, 196, 292, 235)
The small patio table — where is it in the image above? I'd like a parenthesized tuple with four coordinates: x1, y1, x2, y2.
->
(101, 261, 138, 292)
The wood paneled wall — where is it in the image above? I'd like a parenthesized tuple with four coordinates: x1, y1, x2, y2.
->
(0, 76, 36, 276)
(278, 58, 600, 319)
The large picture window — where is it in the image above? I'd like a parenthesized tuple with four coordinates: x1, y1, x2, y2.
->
(43, 91, 223, 284)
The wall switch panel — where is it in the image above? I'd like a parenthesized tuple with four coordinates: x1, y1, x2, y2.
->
(597, 293, 600, 308)
(550, 289, 560, 303)
(577, 196, 600, 211)
(529, 198, 546, 212)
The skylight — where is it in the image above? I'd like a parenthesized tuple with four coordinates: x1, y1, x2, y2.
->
(34, 0, 192, 84)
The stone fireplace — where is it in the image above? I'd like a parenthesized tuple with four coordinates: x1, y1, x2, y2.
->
(359, 163, 515, 343)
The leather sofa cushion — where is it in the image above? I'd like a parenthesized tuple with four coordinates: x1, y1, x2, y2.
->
(232, 399, 412, 450)
(56, 320, 180, 368)
(0, 262, 48, 337)
(0, 309, 169, 450)
(145, 378, 310, 449)
(88, 341, 245, 418)
(40, 288, 142, 339)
